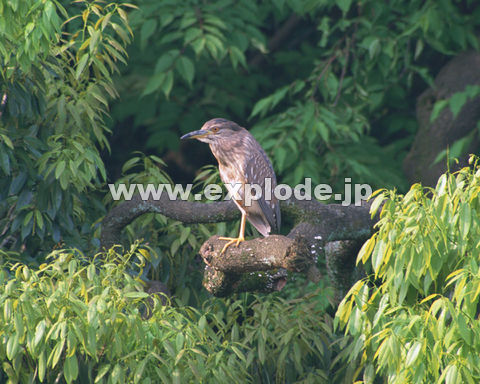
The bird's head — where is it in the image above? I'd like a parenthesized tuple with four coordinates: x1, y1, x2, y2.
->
(181, 118, 241, 144)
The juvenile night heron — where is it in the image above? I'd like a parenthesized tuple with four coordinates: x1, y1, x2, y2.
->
(181, 118, 281, 253)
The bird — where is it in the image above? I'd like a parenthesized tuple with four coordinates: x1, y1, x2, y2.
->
(181, 118, 281, 254)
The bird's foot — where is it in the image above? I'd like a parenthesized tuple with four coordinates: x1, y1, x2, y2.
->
(219, 236, 245, 254)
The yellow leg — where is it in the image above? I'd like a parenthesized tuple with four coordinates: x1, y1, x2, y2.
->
(219, 211, 246, 254)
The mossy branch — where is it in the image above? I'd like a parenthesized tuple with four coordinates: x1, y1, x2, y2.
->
(101, 195, 377, 297)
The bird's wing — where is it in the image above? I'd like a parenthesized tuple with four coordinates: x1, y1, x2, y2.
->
(244, 146, 281, 235)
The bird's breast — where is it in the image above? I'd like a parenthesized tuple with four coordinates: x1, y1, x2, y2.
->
(210, 143, 246, 184)
(218, 163, 243, 185)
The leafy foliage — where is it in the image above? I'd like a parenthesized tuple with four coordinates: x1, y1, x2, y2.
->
(104, 153, 219, 306)
(112, 0, 480, 194)
(2, 0, 480, 382)
(0, 0, 132, 255)
(0, 245, 348, 383)
(337, 157, 480, 383)
(102, 0, 480, 282)
(248, 0, 480, 190)
(110, 0, 268, 154)
(2, 0, 479, 255)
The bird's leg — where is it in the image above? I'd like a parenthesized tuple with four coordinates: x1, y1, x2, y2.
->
(219, 211, 246, 254)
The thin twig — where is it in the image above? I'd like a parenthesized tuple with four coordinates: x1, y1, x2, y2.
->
(310, 53, 337, 101)
(333, 37, 350, 106)
(0, 204, 16, 237)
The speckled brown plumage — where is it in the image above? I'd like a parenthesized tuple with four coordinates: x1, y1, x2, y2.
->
(181, 118, 281, 243)
(204, 119, 280, 236)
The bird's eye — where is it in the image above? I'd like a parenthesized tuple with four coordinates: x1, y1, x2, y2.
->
(211, 126, 219, 133)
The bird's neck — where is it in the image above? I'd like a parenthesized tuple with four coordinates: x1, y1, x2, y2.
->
(210, 140, 247, 171)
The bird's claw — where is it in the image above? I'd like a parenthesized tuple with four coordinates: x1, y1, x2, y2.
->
(219, 236, 245, 254)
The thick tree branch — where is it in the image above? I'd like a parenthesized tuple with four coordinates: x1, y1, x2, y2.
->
(325, 240, 365, 302)
(404, 51, 480, 187)
(197, 200, 374, 296)
(201, 235, 311, 273)
(249, 14, 302, 67)
(101, 193, 377, 297)
(100, 193, 239, 249)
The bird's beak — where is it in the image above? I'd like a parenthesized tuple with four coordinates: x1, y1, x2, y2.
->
(180, 130, 212, 140)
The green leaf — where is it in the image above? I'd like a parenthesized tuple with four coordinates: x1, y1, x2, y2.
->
(64, 355, 79, 383)
(459, 203, 471, 240)
(314, 120, 329, 143)
(414, 39, 424, 60)
(76, 54, 89, 79)
(449, 136, 469, 159)
(204, 14, 227, 30)
(89, 29, 101, 53)
(23, 211, 34, 227)
(134, 357, 148, 383)
(176, 56, 195, 86)
(111, 22, 130, 44)
(164, 340, 175, 358)
(337, 0, 352, 13)
(180, 12, 196, 29)
(0, 133, 14, 149)
(191, 37, 205, 55)
(229, 46, 247, 69)
(205, 35, 224, 59)
(176, 333, 184, 351)
(433, 148, 448, 166)
(155, 50, 179, 73)
(95, 364, 111, 383)
(45, 1, 56, 21)
(449, 92, 468, 118)
(21, 213, 33, 239)
(0, 150, 11, 175)
(111, 364, 123, 384)
(170, 238, 180, 255)
(198, 315, 206, 330)
(444, 364, 459, 384)
(142, 73, 166, 97)
(430, 99, 448, 122)
(274, 146, 287, 172)
(357, 235, 376, 264)
(162, 71, 174, 98)
(124, 291, 149, 299)
(38, 350, 46, 381)
(257, 332, 265, 364)
(6, 333, 19, 360)
(87, 264, 96, 280)
(456, 313, 472, 345)
(9, 0, 19, 12)
(184, 27, 202, 44)
(368, 38, 380, 59)
(55, 160, 66, 179)
(405, 341, 422, 367)
(9, 172, 27, 195)
(141, 19, 157, 48)
(50, 339, 65, 368)
(72, 141, 86, 154)
(370, 193, 385, 218)
(179, 226, 190, 244)
(35, 210, 44, 230)
(465, 85, 480, 98)
(25, 22, 35, 36)
(250, 97, 270, 118)
(372, 239, 386, 274)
